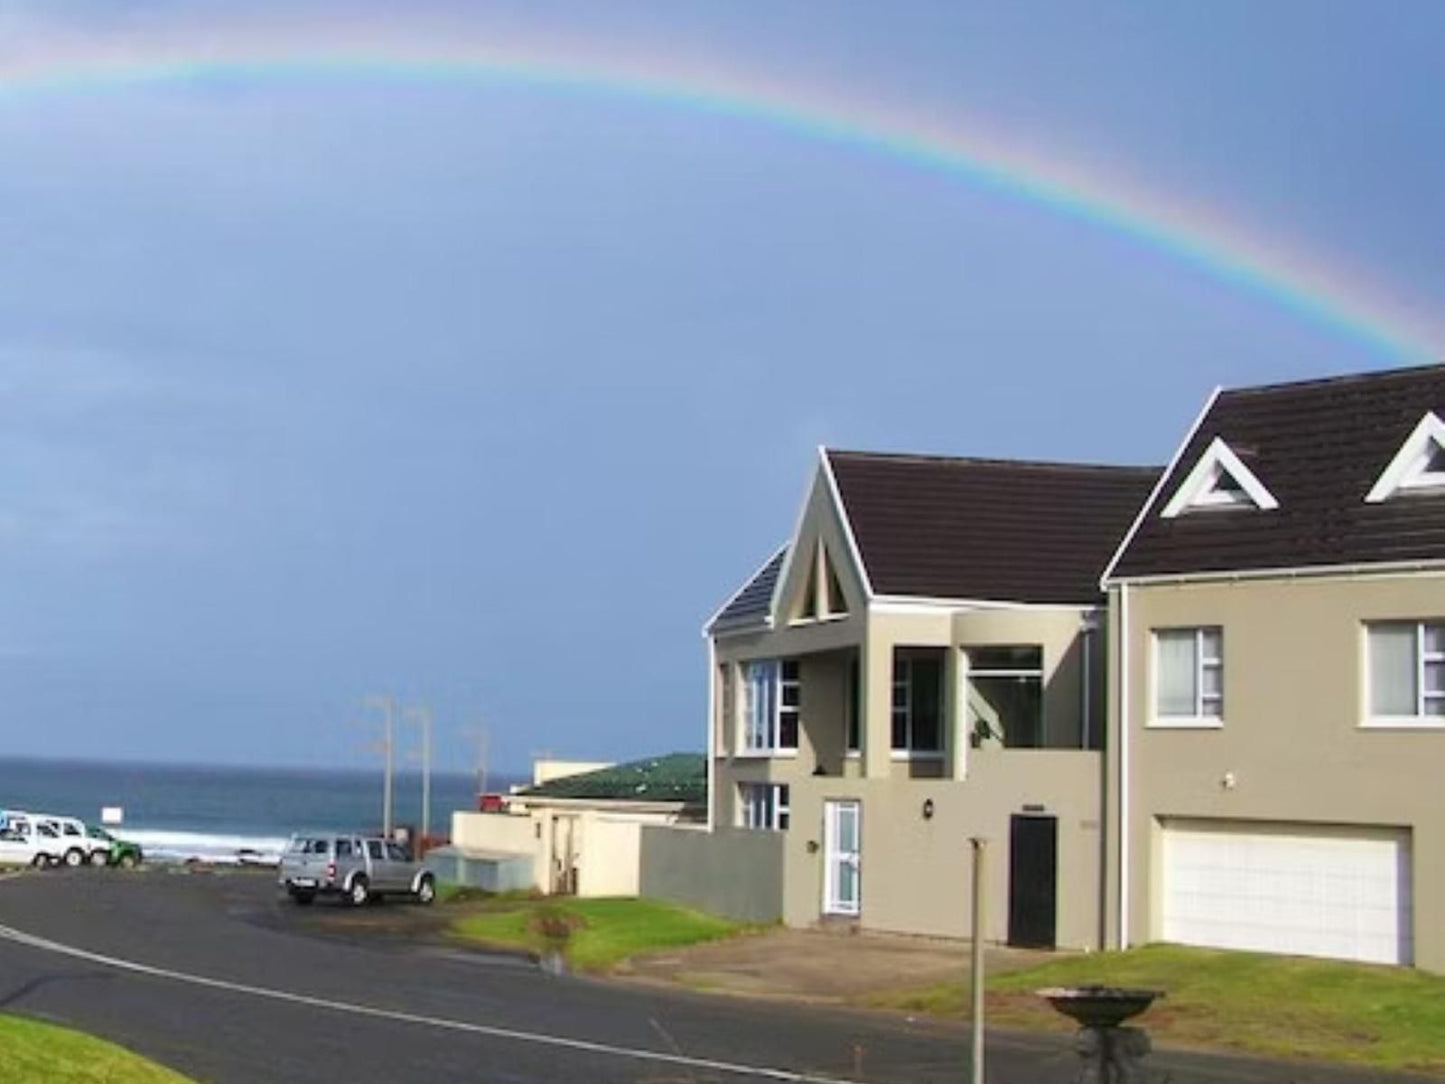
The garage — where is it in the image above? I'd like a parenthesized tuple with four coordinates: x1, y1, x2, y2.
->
(1159, 819, 1412, 966)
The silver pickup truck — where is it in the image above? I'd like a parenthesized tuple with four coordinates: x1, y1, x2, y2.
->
(278, 834, 436, 907)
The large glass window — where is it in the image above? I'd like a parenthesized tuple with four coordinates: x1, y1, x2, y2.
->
(743, 659, 800, 753)
(891, 649, 944, 754)
(1154, 627, 1223, 721)
(1368, 621, 1445, 721)
(967, 646, 1044, 747)
(739, 783, 790, 830)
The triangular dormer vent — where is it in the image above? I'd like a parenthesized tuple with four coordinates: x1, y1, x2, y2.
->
(790, 540, 850, 622)
(1160, 437, 1278, 518)
(1365, 412, 1445, 503)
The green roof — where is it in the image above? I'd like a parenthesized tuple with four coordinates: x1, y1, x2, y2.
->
(518, 753, 706, 805)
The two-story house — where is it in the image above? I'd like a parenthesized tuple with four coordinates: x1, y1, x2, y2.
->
(1103, 365, 1445, 970)
(688, 447, 1156, 949)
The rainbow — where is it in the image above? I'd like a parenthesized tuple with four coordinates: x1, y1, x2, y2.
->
(0, 16, 1434, 358)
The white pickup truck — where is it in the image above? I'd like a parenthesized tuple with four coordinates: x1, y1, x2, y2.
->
(36, 816, 113, 867)
(0, 813, 66, 867)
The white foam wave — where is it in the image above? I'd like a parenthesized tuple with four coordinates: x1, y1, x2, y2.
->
(122, 828, 290, 865)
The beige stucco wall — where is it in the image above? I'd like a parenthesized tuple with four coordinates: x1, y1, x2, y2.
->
(639, 824, 785, 922)
(576, 817, 643, 897)
(777, 752, 1103, 947)
(1110, 572, 1445, 971)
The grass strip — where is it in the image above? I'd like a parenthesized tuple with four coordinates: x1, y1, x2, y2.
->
(0, 1014, 195, 1082)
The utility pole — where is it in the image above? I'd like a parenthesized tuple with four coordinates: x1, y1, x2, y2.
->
(364, 694, 396, 838)
(969, 836, 988, 1084)
(405, 703, 434, 844)
(461, 721, 491, 803)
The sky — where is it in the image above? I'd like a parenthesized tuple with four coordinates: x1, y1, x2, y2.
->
(0, 1, 1440, 773)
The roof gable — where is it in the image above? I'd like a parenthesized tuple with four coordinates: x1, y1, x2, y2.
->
(706, 546, 786, 633)
(1109, 365, 1445, 581)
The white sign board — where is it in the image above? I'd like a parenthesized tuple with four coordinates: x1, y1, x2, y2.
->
(101, 806, 124, 826)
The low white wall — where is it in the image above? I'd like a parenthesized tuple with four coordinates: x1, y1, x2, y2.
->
(451, 811, 536, 854)
(578, 818, 642, 897)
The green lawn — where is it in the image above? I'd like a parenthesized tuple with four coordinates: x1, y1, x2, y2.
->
(449, 897, 747, 972)
(0, 1014, 194, 1082)
(869, 943, 1445, 1073)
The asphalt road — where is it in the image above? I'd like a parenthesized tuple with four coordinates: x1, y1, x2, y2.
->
(0, 869, 1429, 1084)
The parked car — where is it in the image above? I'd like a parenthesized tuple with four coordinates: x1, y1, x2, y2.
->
(278, 834, 436, 907)
(85, 825, 144, 868)
(36, 815, 114, 867)
(0, 813, 65, 867)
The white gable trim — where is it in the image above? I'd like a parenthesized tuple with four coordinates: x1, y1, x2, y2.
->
(820, 448, 876, 600)
(1365, 412, 1445, 503)
(1160, 436, 1278, 518)
(1100, 387, 1219, 587)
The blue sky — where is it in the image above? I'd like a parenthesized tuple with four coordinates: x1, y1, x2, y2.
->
(0, 1, 1440, 772)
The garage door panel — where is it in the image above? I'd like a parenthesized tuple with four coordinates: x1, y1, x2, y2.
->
(1161, 821, 1412, 966)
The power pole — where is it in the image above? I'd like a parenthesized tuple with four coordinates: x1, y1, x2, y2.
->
(364, 693, 396, 838)
(405, 703, 434, 844)
(461, 721, 491, 803)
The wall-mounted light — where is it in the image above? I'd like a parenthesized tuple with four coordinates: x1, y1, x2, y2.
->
(922, 798, 935, 820)
(806, 840, 820, 855)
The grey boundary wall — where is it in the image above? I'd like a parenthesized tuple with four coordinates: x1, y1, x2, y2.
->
(639, 824, 784, 923)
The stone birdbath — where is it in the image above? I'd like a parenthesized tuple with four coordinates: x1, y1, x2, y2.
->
(1037, 985, 1164, 1083)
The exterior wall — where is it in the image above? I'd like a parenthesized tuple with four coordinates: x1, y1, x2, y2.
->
(532, 760, 612, 787)
(1111, 572, 1445, 971)
(576, 817, 643, 897)
(778, 751, 1103, 947)
(640, 824, 785, 923)
(451, 810, 536, 854)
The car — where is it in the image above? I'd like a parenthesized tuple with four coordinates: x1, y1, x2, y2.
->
(0, 813, 66, 868)
(37, 815, 114, 867)
(278, 833, 436, 907)
(85, 825, 144, 868)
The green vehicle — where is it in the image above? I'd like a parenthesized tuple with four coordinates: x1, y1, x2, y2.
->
(86, 826, 143, 869)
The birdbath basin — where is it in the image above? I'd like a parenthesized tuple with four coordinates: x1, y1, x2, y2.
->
(1038, 985, 1162, 1028)
(1039, 987, 1164, 1082)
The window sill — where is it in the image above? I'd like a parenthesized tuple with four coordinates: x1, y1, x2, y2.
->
(786, 613, 851, 627)
(733, 750, 799, 760)
(843, 750, 861, 759)
(1146, 718, 1223, 730)
(1360, 717, 1445, 730)
(890, 750, 945, 761)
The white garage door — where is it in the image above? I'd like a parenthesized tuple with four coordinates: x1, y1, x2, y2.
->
(1161, 820, 1412, 966)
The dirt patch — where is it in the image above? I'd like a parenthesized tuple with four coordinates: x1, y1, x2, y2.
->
(618, 925, 1053, 1008)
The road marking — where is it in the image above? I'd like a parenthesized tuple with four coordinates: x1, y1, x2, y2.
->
(0, 922, 856, 1083)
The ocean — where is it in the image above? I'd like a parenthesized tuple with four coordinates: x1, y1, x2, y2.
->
(0, 758, 523, 864)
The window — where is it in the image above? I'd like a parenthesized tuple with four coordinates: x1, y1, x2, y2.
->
(739, 783, 790, 830)
(1154, 627, 1224, 723)
(366, 840, 385, 860)
(1366, 412, 1445, 503)
(386, 842, 410, 862)
(790, 541, 849, 623)
(891, 649, 944, 754)
(335, 839, 353, 858)
(1367, 621, 1445, 723)
(743, 659, 800, 753)
(967, 646, 1044, 747)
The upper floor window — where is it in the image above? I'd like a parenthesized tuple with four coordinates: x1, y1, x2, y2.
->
(892, 649, 943, 755)
(743, 659, 800, 753)
(846, 657, 861, 753)
(1153, 627, 1223, 724)
(967, 645, 1044, 747)
(739, 782, 790, 831)
(1366, 621, 1445, 724)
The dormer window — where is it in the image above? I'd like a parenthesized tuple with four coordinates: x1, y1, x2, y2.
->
(1160, 437, 1278, 519)
(789, 540, 850, 623)
(1365, 412, 1445, 503)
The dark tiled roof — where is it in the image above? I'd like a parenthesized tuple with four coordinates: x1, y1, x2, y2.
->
(828, 450, 1159, 604)
(709, 546, 786, 631)
(1110, 365, 1445, 579)
(517, 753, 706, 805)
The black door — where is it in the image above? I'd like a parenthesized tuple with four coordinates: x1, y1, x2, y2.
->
(1008, 814, 1058, 949)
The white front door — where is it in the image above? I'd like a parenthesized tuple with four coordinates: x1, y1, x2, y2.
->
(823, 800, 861, 916)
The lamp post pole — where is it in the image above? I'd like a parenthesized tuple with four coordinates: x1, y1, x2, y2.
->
(969, 836, 988, 1084)
(365, 694, 396, 838)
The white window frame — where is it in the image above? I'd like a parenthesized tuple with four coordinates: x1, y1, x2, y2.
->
(890, 652, 945, 760)
(739, 782, 790, 831)
(1363, 620, 1445, 729)
(1365, 413, 1445, 503)
(739, 659, 800, 757)
(1149, 627, 1224, 728)
(1161, 437, 1278, 518)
